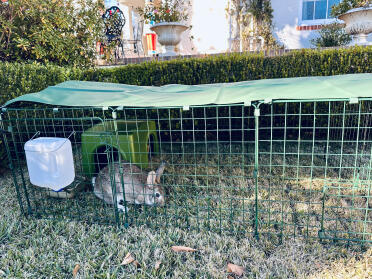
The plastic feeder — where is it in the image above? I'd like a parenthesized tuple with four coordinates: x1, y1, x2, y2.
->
(24, 137, 75, 191)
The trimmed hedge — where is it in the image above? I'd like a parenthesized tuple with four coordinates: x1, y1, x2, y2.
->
(1, 46, 371, 105)
(83, 46, 372, 85)
(0, 62, 85, 105)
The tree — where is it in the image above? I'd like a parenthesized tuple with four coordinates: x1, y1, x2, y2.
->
(226, 0, 244, 52)
(311, 23, 352, 48)
(244, 0, 278, 50)
(0, 0, 105, 67)
(227, 0, 280, 52)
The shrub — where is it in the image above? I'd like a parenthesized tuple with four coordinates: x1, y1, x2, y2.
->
(0, 62, 84, 105)
(331, 0, 372, 17)
(0, 0, 105, 67)
(311, 23, 352, 48)
(84, 46, 371, 85)
(137, 0, 190, 24)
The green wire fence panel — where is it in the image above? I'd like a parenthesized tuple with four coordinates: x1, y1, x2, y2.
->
(1, 101, 371, 244)
(257, 100, 372, 244)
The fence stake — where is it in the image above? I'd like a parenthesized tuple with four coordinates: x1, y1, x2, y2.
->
(254, 104, 261, 239)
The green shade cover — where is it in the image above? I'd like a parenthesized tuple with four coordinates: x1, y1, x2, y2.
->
(3, 73, 372, 108)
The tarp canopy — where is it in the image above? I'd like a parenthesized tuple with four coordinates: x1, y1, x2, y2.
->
(4, 73, 372, 108)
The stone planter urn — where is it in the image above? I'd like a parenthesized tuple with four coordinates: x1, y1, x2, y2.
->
(338, 5, 372, 45)
(150, 22, 189, 56)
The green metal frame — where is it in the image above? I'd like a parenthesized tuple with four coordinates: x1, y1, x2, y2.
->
(1, 100, 371, 244)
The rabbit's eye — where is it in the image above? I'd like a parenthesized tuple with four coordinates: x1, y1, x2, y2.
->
(118, 200, 124, 205)
(155, 193, 160, 198)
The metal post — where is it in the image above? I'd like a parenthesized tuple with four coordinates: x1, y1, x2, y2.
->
(253, 104, 260, 239)
(112, 110, 129, 227)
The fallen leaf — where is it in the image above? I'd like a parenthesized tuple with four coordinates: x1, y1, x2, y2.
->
(121, 252, 135, 265)
(171, 246, 197, 252)
(227, 276, 234, 279)
(227, 263, 244, 276)
(155, 260, 162, 270)
(132, 260, 141, 268)
(72, 264, 80, 278)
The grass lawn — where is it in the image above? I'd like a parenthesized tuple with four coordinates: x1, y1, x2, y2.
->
(0, 170, 371, 278)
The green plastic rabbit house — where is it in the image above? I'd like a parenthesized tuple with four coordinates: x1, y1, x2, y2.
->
(81, 120, 159, 178)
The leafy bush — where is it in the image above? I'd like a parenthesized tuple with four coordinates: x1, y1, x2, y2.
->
(0, 0, 105, 67)
(311, 23, 352, 47)
(0, 62, 84, 105)
(227, 0, 280, 51)
(331, 0, 371, 17)
(137, 0, 190, 24)
(0, 46, 371, 106)
(84, 46, 371, 85)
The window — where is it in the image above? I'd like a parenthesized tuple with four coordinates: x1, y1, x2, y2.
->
(302, 0, 341, 21)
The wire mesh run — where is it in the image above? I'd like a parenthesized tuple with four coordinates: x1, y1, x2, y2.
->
(1, 100, 371, 244)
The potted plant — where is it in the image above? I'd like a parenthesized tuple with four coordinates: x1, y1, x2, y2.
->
(138, 0, 189, 56)
(331, 0, 372, 45)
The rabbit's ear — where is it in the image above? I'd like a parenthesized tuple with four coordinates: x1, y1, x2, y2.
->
(147, 171, 157, 186)
(155, 161, 167, 184)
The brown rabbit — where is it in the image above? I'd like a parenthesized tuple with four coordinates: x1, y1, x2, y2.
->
(93, 161, 166, 211)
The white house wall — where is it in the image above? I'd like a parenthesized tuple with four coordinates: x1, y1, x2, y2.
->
(272, 0, 316, 49)
(187, 0, 372, 52)
(190, 0, 230, 53)
(184, 0, 329, 52)
(178, 0, 230, 54)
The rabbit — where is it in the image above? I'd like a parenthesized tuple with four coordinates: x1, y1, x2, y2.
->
(93, 161, 166, 212)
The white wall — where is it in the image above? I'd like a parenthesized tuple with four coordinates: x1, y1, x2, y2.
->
(272, 0, 317, 49)
(186, 0, 318, 52)
(186, 0, 320, 52)
(188, 0, 230, 54)
(185, 0, 372, 51)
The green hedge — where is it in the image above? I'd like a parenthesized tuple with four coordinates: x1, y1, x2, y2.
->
(1, 46, 371, 105)
(84, 46, 372, 85)
(0, 62, 85, 105)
